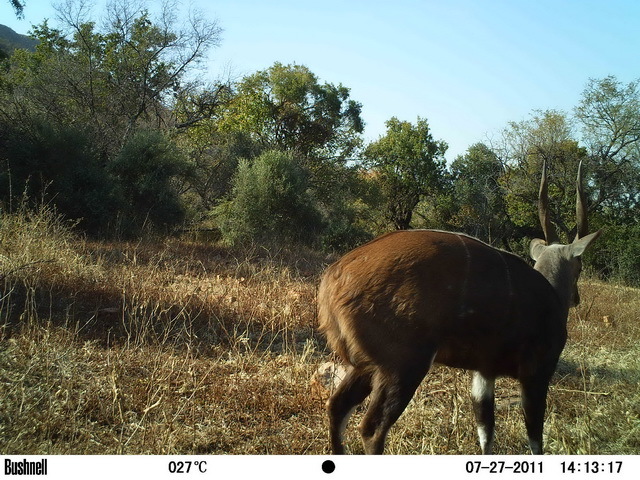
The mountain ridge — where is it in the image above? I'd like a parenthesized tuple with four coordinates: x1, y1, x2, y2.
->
(0, 23, 39, 57)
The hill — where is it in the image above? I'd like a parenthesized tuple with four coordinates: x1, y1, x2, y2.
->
(0, 24, 38, 57)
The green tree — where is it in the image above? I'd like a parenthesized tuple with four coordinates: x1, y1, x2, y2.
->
(218, 62, 364, 164)
(588, 223, 640, 286)
(573, 76, 640, 285)
(1, 1, 221, 151)
(0, 1, 221, 236)
(0, 118, 114, 234)
(173, 83, 255, 214)
(177, 130, 257, 213)
(498, 110, 588, 242)
(450, 143, 510, 245)
(212, 62, 367, 247)
(364, 117, 447, 230)
(312, 163, 378, 251)
(574, 76, 640, 221)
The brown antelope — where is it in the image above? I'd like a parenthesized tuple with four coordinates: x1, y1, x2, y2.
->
(318, 161, 600, 454)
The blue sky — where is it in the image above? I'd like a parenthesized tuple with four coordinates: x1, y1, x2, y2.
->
(3, 0, 640, 160)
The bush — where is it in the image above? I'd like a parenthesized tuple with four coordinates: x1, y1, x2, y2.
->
(109, 130, 192, 236)
(0, 118, 115, 234)
(216, 150, 322, 246)
(0, 120, 191, 237)
(587, 222, 640, 287)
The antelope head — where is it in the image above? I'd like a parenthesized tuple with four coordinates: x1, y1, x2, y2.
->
(530, 160, 601, 310)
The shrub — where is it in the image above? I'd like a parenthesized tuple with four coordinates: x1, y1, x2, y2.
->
(109, 130, 192, 236)
(0, 118, 115, 234)
(587, 222, 640, 287)
(216, 150, 322, 246)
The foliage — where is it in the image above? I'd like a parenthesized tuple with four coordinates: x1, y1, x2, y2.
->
(1, 4, 221, 150)
(449, 143, 511, 245)
(364, 117, 447, 230)
(8, 0, 25, 18)
(0, 119, 190, 235)
(312, 163, 378, 251)
(216, 150, 322, 246)
(0, 117, 115, 234)
(588, 222, 640, 286)
(109, 129, 192, 234)
(0, 1, 220, 236)
(217, 62, 364, 163)
(1, 3, 639, 285)
(206, 61, 371, 250)
(574, 76, 640, 216)
(496, 110, 589, 242)
(176, 126, 258, 214)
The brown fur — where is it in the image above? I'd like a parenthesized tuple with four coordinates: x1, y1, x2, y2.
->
(318, 230, 570, 454)
(319, 230, 566, 378)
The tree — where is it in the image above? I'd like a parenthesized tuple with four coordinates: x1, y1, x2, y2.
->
(218, 62, 364, 164)
(108, 129, 191, 234)
(364, 117, 447, 230)
(450, 143, 510, 245)
(497, 110, 588, 242)
(172, 83, 254, 214)
(1, 0, 222, 151)
(572, 76, 640, 285)
(176, 129, 256, 213)
(0, 1, 222, 235)
(574, 76, 640, 220)
(213, 62, 366, 244)
(0, 118, 115, 234)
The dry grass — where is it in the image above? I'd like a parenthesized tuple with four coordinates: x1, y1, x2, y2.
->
(1, 206, 639, 455)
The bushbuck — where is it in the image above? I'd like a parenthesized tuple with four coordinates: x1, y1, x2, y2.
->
(318, 161, 600, 454)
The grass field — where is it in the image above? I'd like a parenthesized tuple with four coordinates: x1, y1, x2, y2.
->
(1, 206, 639, 455)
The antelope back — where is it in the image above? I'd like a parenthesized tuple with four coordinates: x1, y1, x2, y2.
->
(318, 229, 566, 378)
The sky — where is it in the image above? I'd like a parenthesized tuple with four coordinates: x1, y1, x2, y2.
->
(2, 0, 640, 160)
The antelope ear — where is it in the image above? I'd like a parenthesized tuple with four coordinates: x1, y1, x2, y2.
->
(530, 238, 547, 261)
(570, 230, 602, 257)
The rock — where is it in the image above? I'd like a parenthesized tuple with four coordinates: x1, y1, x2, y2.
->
(310, 361, 347, 401)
